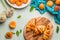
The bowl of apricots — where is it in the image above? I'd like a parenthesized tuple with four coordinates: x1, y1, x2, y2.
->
(6, 0, 31, 8)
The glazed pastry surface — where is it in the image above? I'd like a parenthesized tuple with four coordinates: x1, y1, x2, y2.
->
(24, 17, 53, 40)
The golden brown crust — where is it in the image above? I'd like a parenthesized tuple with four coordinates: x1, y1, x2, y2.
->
(24, 17, 53, 40)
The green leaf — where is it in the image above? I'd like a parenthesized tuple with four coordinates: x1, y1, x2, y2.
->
(20, 29, 22, 33)
(56, 26, 59, 33)
(16, 30, 20, 37)
(12, 32, 15, 34)
(30, 6, 34, 12)
(17, 15, 21, 19)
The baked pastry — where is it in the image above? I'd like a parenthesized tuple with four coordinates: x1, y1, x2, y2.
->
(24, 17, 53, 40)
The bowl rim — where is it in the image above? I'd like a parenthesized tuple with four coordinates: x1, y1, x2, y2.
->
(6, 0, 31, 9)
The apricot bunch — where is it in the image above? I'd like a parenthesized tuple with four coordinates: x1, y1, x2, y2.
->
(9, 0, 28, 6)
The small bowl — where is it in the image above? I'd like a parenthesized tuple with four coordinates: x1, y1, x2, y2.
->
(6, 0, 31, 9)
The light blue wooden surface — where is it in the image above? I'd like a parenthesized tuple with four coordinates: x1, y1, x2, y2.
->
(0, 1, 60, 40)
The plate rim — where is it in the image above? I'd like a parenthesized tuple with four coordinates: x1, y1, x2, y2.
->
(6, 0, 31, 9)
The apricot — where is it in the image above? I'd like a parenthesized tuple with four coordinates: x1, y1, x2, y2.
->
(15, 1, 22, 6)
(55, 0, 60, 5)
(9, 21, 16, 29)
(39, 3, 44, 10)
(9, 0, 15, 4)
(15, 0, 19, 2)
(5, 32, 13, 39)
(19, 0, 23, 2)
(23, 0, 28, 4)
(54, 6, 59, 11)
(9, 0, 28, 6)
(47, 1, 53, 7)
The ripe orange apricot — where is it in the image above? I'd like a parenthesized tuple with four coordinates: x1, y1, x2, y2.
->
(19, 0, 23, 2)
(15, 0, 19, 2)
(5, 32, 13, 39)
(39, 3, 44, 10)
(55, 0, 60, 5)
(9, 0, 15, 4)
(47, 1, 53, 7)
(9, 0, 28, 6)
(15, 1, 22, 6)
(54, 6, 59, 11)
(23, 0, 28, 4)
(9, 21, 16, 29)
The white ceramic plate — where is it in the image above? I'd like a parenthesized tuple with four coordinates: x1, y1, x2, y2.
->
(6, 0, 31, 9)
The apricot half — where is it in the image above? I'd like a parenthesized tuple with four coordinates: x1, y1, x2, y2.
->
(47, 1, 53, 7)
(5, 32, 13, 39)
(9, 21, 16, 29)
(55, 0, 60, 5)
(15, 1, 22, 6)
(39, 3, 44, 10)
(9, 0, 15, 4)
(54, 6, 59, 11)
